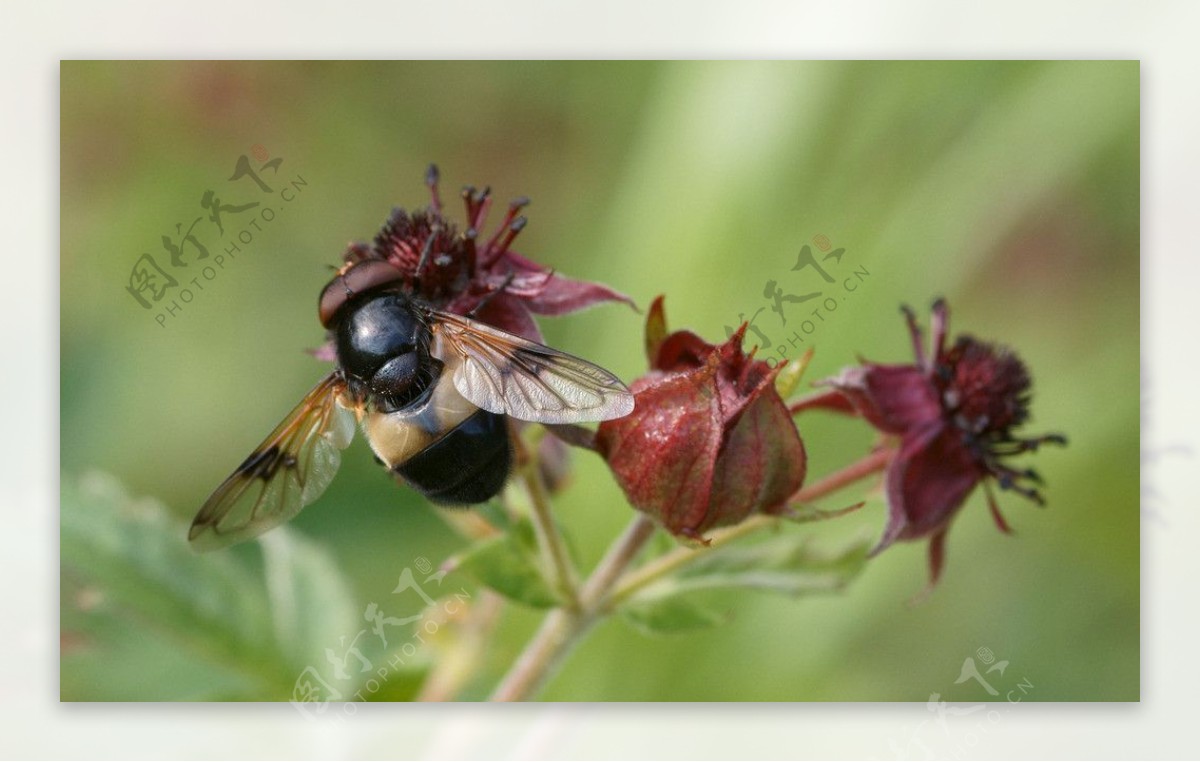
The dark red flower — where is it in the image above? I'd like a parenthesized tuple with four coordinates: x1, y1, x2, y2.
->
(596, 297, 807, 540)
(315, 165, 634, 355)
(795, 299, 1066, 587)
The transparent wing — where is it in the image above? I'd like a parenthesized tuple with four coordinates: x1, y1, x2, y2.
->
(426, 308, 635, 424)
(189, 374, 356, 551)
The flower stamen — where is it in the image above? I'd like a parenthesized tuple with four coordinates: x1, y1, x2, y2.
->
(425, 163, 442, 215)
(484, 216, 528, 268)
(485, 196, 531, 260)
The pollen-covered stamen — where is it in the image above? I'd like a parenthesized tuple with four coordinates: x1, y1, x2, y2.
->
(483, 216, 527, 268)
(461, 185, 478, 226)
(484, 196, 531, 259)
(371, 207, 468, 298)
(414, 225, 440, 287)
(472, 186, 492, 231)
(461, 185, 493, 232)
(425, 164, 442, 214)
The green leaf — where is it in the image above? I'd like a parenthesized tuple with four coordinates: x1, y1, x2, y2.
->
(673, 532, 871, 596)
(61, 471, 359, 700)
(449, 520, 560, 609)
(616, 533, 871, 636)
(621, 594, 729, 635)
(783, 501, 866, 524)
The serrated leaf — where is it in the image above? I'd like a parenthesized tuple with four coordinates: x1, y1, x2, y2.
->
(61, 471, 358, 700)
(450, 520, 560, 609)
(621, 594, 729, 635)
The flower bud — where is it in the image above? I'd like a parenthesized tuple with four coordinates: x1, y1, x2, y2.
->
(596, 297, 806, 540)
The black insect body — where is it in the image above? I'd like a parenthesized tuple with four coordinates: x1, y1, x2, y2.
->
(190, 256, 633, 550)
(332, 288, 510, 505)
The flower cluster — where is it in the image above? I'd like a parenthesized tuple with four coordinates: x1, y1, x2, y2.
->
(313, 168, 1066, 595)
(592, 294, 1064, 590)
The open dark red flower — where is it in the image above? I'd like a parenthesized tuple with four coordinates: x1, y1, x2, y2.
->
(312, 165, 634, 360)
(596, 297, 807, 540)
(794, 299, 1066, 587)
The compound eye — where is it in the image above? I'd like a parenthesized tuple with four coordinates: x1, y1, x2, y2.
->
(318, 260, 406, 328)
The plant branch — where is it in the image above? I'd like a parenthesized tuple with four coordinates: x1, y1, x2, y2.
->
(489, 448, 891, 702)
(522, 464, 580, 609)
(489, 516, 656, 702)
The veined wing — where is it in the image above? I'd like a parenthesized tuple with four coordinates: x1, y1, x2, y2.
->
(189, 374, 356, 551)
(426, 308, 634, 425)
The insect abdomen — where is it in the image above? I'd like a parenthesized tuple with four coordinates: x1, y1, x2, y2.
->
(393, 409, 512, 504)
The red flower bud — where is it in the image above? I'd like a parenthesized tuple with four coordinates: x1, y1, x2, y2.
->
(596, 297, 807, 540)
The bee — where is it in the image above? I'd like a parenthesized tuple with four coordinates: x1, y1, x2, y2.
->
(188, 257, 634, 551)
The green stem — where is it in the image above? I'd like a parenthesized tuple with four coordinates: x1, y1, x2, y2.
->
(489, 516, 656, 702)
(522, 464, 581, 609)
(488, 446, 891, 702)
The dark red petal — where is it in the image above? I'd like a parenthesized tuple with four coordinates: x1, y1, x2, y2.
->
(926, 527, 949, 590)
(905, 527, 951, 604)
(596, 366, 722, 535)
(789, 387, 861, 418)
(655, 329, 718, 372)
(823, 363, 942, 434)
(711, 326, 773, 413)
(983, 481, 1014, 534)
(525, 273, 638, 315)
(445, 292, 544, 343)
(877, 423, 981, 553)
(870, 446, 908, 557)
(501, 251, 637, 315)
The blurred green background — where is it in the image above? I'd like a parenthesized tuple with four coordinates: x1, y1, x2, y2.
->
(60, 61, 1138, 701)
